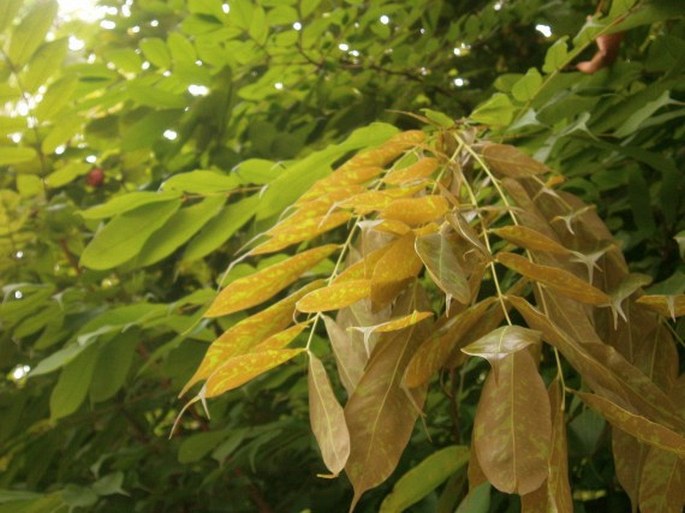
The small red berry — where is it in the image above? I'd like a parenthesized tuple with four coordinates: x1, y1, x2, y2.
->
(87, 168, 105, 187)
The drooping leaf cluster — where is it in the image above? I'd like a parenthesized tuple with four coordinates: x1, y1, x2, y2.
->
(180, 120, 685, 511)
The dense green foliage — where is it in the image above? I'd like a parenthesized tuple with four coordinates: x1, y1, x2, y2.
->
(1, 0, 684, 512)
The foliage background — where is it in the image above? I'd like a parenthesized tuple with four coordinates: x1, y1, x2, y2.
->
(1, 0, 684, 512)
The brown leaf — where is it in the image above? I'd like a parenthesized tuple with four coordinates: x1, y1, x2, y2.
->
(345, 288, 431, 510)
(415, 231, 471, 304)
(547, 379, 573, 513)
(323, 315, 367, 395)
(205, 244, 338, 317)
(635, 294, 685, 320)
(481, 144, 548, 178)
(637, 375, 685, 513)
(308, 353, 351, 477)
(496, 252, 611, 306)
(461, 325, 541, 364)
(520, 482, 548, 513)
(404, 298, 498, 388)
(638, 446, 685, 513)
(473, 350, 551, 495)
(612, 430, 647, 513)
(577, 392, 685, 457)
(492, 225, 569, 255)
(510, 296, 685, 433)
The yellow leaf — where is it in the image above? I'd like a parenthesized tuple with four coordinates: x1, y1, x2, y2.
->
(296, 279, 372, 313)
(348, 311, 433, 345)
(251, 212, 351, 255)
(371, 233, 424, 305)
(252, 323, 308, 352)
(382, 157, 439, 185)
(333, 246, 389, 283)
(203, 348, 305, 398)
(181, 281, 323, 395)
(339, 185, 426, 216)
(496, 252, 611, 306)
(205, 244, 338, 317)
(380, 196, 449, 226)
(635, 294, 685, 320)
(339, 130, 425, 172)
(339, 191, 396, 215)
(492, 225, 569, 255)
(372, 219, 413, 236)
(299, 130, 425, 202)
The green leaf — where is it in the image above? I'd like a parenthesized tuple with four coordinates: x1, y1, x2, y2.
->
(0, 0, 22, 33)
(470, 93, 515, 127)
(128, 83, 186, 109)
(421, 108, 454, 127)
(80, 199, 182, 270)
(615, 90, 672, 138)
(161, 170, 240, 194)
(232, 158, 283, 185)
(41, 114, 82, 154)
(22, 38, 68, 93)
(92, 472, 126, 496)
(248, 5, 268, 45)
(178, 429, 230, 463)
(16, 175, 42, 197)
(80, 191, 181, 220)
(183, 194, 260, 262)
(511, 68, 543, 103)
(379, 445, 469, 513)
(50, 343, 99, 421)
(122, 110, 182, 151)
(134, 195, 225, 267)
(455, 482, 491, 513)
(0, 146, 37, 166)
(140, 37, 171, 69)
(34, 76, 78, 120)
(8, 0, 58, 68)
(167, 32, 196, 68)
(44, 161, 91, 188)
(89, 331, 139, 403)
(542, 37, 569, 73)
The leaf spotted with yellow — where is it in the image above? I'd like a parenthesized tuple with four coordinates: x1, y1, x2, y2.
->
(205, 244, 338, 317)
